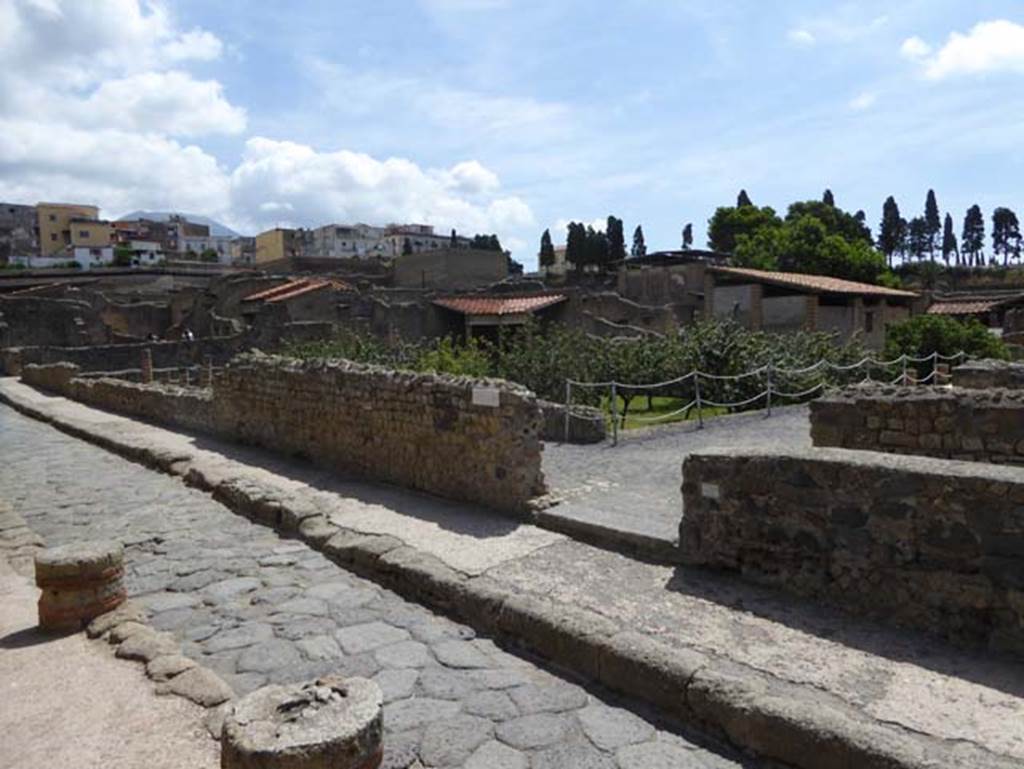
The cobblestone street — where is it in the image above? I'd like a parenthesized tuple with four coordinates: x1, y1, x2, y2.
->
(0, 404, 752, 768)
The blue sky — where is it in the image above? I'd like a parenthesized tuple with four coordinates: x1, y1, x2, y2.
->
(3, 1, 1024, 267)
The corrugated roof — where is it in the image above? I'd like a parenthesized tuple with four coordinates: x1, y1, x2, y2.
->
(710, 266, 917, 298)
(242, 278, 352, 303)
(433, 294, 567, 316)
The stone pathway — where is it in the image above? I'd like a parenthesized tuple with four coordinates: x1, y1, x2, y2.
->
(0, 404, 751, 769)
(541, 405, 812, 551)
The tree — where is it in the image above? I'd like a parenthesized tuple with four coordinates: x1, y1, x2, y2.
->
(583, 226, 610, 272)
(822, 189, 835, 207)
(539, 229, 555, 268)
(469, 234, 503, 251)
(707, 205, 781, 253)
(785, 200, 872, 245)
(906, 217, 930, 262)
(606, 216, 626, 262)
(992, 207, 1022, 266)
(737, 189, 753, 207)
(942, 213, 959, 266)
(878, 196, 903, 267)
(402, 237, 413, 256)
(924, 189, 941, 261)
(200, 247, 219, 263)
(962, 205, 985, 267)
(450, 228, 458, 247)
(631, 225, 646, 258)
(566, 222, 587, 274)
(682, 223, 693, 249)
(885, 315, 1008, 362)
(112, 245, 134, 267)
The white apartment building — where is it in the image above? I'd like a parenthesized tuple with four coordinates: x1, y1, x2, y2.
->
(309, 223, 389, 259)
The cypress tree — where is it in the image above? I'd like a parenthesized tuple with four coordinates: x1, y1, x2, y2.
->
(962, 205, 985, 267)
(941, 213, 958, 266)
(992, 207, 1022, 265)
(631, 225, 646, 258)
(539, 229, 555, 268)
(682, 223, 693, 249)
(823, 189, 835, 206)
(878, 196, 903, 266)
(737, 190, 753, 207)
(924, 190, 940, 260)
(606, 216, 626, 262)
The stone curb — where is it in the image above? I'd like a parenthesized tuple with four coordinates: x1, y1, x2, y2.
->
(0, 497, 234, 722)
(1, 388, 1018, 769)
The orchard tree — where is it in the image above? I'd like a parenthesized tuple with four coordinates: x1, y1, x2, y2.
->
(631, 225, 646, 257)
(539, 229, 555, 268)
(942, 213, 959, 266)
(962, 205, 985, 267)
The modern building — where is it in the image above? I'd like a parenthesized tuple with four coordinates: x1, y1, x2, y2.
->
(230, 236, 256, 265)
(254, 228, 301, 265)
(383, 224, 469, 257)
(37, 202, 100, 256)
(308, 223, 389, 259)
(0, 202, 39, 264)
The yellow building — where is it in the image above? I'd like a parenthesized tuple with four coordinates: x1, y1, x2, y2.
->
(69, 219, 113, 248)
(254, 228, 296, 264)
(37, 202, 100, 255)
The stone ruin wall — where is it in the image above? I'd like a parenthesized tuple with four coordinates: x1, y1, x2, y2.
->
(951, 358, 1024, 390)
(810, 384, 1024, 464)
(215, 354, 546, 515)
(21, 353, 547, 515)
(680, 447, 1024, 653)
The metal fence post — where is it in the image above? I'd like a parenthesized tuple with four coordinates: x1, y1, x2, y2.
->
(901, 355, 908, 386)
(931, 351, 938, 385)
(694, 373, 704, 430)
(610, 382, 619, 446)
(564, 380, 571, 444)
(765, 363, 773, 418)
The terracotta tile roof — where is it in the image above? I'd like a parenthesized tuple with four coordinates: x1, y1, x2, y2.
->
(433, 294, 567, 316)
(710, 266, 917, 298)
(927, 298, 1007, 315)
(242, 278, 352, 303)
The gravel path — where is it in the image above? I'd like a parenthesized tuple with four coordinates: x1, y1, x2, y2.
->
(542, 405, 812, 547)
(0, 404, 752, 769)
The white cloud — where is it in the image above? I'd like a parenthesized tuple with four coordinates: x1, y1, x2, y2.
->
(161, 29, 223, 63)
(912, 20, 1024, 80)
(227, 137, 534, 237)
(900, 36, 931, 60)
(787, 28, 815, 46)
(848, 91, 877, 111)
(440, 160, 500, 194)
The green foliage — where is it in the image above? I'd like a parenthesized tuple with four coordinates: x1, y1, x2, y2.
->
(962, 205, 985, 267)
(991, 207, 1021, 265)
(942, 213, 959, 265)
(200, 248, 220, 263)
(707, 204, 781, 253)
(885, 315, 1008, 362)
(681, 223, 693, 249)
(631, 225, 646, 258)
(539, 229, 555, 267)
(415, 337, 492, 377)
(607, 216, 626, 262)
(878, 196, 903, 264)
(469, 234, 503, 251)
(113, 245, 134, 267)
(784, 200, 872, 245)
(402, 237, 413, 256)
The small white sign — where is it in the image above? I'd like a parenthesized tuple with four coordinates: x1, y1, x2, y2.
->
(472, 387, 501, 408)
(701, 482, 720, 501)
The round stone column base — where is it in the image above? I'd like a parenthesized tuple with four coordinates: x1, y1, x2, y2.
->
(35, 540, 126, 632)
(221, 675, 383, 769)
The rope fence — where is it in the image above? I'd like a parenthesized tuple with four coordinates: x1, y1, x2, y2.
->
(564, 350, 969, 445)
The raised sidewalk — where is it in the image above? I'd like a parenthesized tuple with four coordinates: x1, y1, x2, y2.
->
(1, 377, 1021, 769)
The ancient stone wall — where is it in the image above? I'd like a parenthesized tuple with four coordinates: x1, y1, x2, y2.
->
(952, 358, 1024, 389)
(215, 354, 545, 514)
(537, 399, 606, 443)
(810, 384, 1024, 464)
(680, 446, 1024, 652)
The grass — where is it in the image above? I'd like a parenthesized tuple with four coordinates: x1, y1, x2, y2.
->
(600, 395, 729, 430)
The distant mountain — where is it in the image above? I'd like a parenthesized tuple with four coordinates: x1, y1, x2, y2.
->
(116, 211, 241, 238)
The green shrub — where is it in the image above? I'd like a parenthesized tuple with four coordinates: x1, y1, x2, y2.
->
(884, 315, 1007, 362)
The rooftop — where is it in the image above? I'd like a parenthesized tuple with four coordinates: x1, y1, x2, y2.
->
(710, 266, 917, 298)
(242, 278, 353, 304)
(927, 294, 1024, 315)
(433, 293, 567, 316)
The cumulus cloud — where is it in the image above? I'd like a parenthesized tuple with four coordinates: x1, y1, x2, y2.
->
(440, 160, 500, 194)
(227, 138, 534, 236)
(787, 28, 815, 46)
(787, 13, 887, 47)
(909, 20, 1024, 80)
(848, 91, 877, 111)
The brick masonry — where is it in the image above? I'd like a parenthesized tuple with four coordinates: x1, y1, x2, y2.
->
(952, 358, 1024, 390)
(21, 352, 546, 514)
(680, 446, 1024, 653)
(810, 384, 1024, 464)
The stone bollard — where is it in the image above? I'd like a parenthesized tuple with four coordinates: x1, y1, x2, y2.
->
(35, 541, 126, 632)
(199, 355, 214, 389)
(221, 676, 383, 769)
(140, 348, 153, 384)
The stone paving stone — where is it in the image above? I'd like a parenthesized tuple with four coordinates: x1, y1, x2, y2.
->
(0, 405, 751, 769)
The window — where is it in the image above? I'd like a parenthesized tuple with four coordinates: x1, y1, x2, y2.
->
(50, 233, 57, 241)
(864, 311, 874, 333)
(49, 214, 57, 222)
(79, 230, 89, 238)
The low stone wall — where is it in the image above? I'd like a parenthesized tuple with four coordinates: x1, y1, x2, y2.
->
(538, 399, 606, 444)
(680, 447, 1024, 653)
(810, 384, 1024, 464)
(215, 354, 545, 514)
(952, 358, 1024, 389)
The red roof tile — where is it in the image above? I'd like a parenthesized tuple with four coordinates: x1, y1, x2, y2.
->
(433, 294, 567, 316)
(243, 278, 352, 303)
(710, 266, 917, 298)
(928, 299, 1004, 315)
